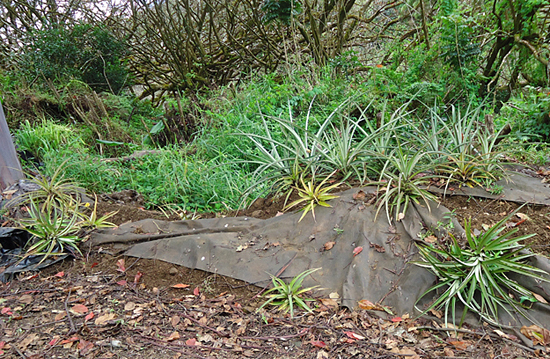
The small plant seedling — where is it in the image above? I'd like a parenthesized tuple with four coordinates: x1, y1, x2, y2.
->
(257, 268, 320, 318)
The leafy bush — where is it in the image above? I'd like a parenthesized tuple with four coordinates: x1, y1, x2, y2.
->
(18, 23, 129, 93)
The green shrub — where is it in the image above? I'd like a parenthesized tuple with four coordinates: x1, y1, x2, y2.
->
(18, 23, 129, 93)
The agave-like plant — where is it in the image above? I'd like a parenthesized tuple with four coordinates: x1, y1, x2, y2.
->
(415, 209, 550, 327)
(283, 171, 341, 222)
(6, 160, 83, 209)
(78, 194, 118, 230)
(19, 198, 82, 263)
(257, 268, 320, 318)
(373, 145, 440, 223)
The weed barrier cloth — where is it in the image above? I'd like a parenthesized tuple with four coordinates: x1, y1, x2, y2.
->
(91, 183, 550, 340)
(431, 171, 550, 205)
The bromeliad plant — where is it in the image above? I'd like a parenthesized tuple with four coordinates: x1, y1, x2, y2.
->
(78, 194, 117, 230)
(374, 146, 440, 223)
(6, 160, 84, 209)
(283, 171, 342, 222)
(257, 268, 320, 318)
(19, 198, 82, 263)
(415, 209, 550, 327)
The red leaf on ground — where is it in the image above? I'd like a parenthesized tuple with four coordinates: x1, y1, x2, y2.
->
(85, 312, 94, 322)
(48, 338, 59, 346)
(134, 271, 143, 284)
(194, 287, 200, 296)
(310, 340, 327, 348)
(60, 337, 79, 345)
(1, 307, 13, 315)
(0, 341, 5, 349)
(90, 262, 99, 269)
(116, 280, 127, 286)
(353, 246, 363, 257)
(116, 259, 126, 273)
(186, 338, 197, 346)
(54, 271, 65, 278)
(391, 317, 403, 322)
(171, 283, 190, 289)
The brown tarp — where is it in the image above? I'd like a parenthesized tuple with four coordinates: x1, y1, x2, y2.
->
(91, 186, 550, 334)
(0, 101, 23, 191)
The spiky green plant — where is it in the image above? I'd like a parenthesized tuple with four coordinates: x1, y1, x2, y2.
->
(78, 194, 117, 230)
(415, 209, 550, 327)
(257, 268, 320, 318)
(5, 160, 83, 209)
(19, 198, 82, 263)
(283, 171, 341, 222)
(373, 146, 440, 223)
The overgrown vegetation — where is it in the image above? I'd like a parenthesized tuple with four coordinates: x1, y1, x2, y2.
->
(1, 0, 550, 329)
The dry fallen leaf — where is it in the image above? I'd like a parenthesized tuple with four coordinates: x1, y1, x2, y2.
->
(70, 304, 89, 315)
(116, 258, 126, 273)
(429, 308, 442, 319)
(520, 325, 550, 345)
(516, 213, 530, 221)
(19, 294, 33, 305)
(124, 302, 136, 311)
(95, 312, 117, 326)
(19, 333, 38, 351)
(424, 235, 437, 244)
(353, 246, 363, 256)
(166, 331, 180, 342)
(324, 241, 335, 251)
(170, 315, 180, 327)
(316, 350, 329, 359)
(319, 298, 338, 309)
(443, 347, 454, 357)
(344, 331, 365, 340)
(450, 340, 470, 350)
(78, 340, 94, 356)
(353, 190, 366, 201)
(171, 283, 190, 289)
(369, 242, 385, 253)
(533, 293, 549, 304)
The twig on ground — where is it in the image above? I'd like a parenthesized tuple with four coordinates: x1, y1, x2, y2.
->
(64, 292, 76, 334)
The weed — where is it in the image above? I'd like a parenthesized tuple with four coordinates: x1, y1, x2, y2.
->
(258, 268, 320, 318)
(78, 194, 117, 230)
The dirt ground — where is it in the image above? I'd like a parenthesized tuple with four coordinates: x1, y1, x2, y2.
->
(1, 190, 550, 358)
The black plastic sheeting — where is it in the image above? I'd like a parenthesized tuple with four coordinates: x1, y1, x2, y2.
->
(0, 227, 68, 282)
